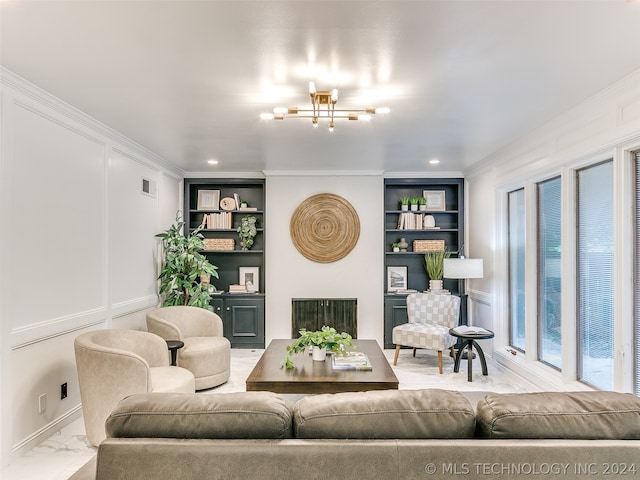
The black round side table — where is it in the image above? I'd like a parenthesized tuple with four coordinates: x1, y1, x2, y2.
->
(449, 328, 495, 382)
(166, 340, 185, 366)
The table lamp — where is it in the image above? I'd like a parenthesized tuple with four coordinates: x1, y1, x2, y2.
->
(443, 256, 484, 327)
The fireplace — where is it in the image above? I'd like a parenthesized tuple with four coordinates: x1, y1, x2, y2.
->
(291, 298, 357, 338)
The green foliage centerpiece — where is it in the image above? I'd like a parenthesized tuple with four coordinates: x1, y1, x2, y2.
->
(424, 249, 451, 291)
(156, 212, 219, 309)
(281, 326, 354, 369)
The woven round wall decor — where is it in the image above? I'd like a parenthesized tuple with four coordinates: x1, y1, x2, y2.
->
(290, 193, 360, 263)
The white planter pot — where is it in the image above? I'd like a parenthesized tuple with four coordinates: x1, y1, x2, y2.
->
(429, 279, 443, 291)
(312, 346, 327, 361)
(419, 205, 427, 211)
(410, 204, 418, 211)
(400, 205, 408, 211)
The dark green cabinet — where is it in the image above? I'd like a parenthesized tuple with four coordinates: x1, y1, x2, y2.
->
(184, 178, 266, 348)
(383, 178, 465, 347)
(211, 295, 264, 348)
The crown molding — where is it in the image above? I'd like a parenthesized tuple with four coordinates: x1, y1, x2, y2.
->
(1, 67, 184, 178)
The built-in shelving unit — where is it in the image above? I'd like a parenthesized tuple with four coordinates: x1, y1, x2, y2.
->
(383, 178, 465, 348)
(184, 178, 265, 348)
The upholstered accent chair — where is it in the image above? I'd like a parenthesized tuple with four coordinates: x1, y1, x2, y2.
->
(392, 292, 461, 374)
(146, 306, 231, 390)
(74, 329, 195, 446)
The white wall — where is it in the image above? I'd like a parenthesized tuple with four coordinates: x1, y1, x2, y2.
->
(0, 68, 182, 466)
(465, 67, 640, 391)
(265, 174, 384, 344)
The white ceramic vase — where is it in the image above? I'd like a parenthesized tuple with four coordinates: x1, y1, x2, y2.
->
(429, 279, 443, 291)
(312, 346, 327, 361)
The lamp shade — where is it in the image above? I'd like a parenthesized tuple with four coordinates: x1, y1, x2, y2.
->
(443, 258, 484, 279)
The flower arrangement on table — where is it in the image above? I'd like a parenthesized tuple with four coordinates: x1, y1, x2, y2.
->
(281, 326, 354, 369)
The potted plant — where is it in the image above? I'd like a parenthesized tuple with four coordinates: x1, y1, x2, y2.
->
(237, 215, 257, 250)
(418, 196, 427, 211)
(156, 212, 219, 310)
(399, 197, 409, 211)
(281, 326, 354, 368)
(391, 242, 400, 252)
(239, 199, 248, 209)
(409, 197, 420, 211)
(424, 249, 451, 291)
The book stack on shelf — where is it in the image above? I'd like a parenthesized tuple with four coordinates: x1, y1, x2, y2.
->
(397, 212, 440, 230)
(331, 351, 373, 371)
(228, 284, 247, 294)
(201, 212, 233, 229)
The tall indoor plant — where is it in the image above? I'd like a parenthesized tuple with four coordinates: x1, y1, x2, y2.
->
(156, 212, 218, 309)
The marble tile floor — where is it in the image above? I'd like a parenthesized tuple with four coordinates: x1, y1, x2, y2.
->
(1, 346, 539, 480)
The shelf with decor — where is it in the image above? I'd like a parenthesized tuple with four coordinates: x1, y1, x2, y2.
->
(383, 178, 465, 348)
(184, 178, 265, 348)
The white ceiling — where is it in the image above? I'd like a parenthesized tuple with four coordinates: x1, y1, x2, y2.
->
(2, 1, 640, 175)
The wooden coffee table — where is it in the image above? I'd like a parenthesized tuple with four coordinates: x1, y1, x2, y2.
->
(246, 339, 399, 394)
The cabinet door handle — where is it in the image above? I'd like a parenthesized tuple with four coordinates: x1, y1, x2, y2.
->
(226, 307, 230, 311)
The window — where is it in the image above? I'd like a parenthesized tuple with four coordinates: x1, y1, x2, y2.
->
(537, 177, 561, 369)
(577, 161, 613, 390)
(635, 151, 640, 396)
(508, 188, 526, 351)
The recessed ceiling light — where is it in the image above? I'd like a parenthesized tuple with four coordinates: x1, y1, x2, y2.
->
(208, 159, 219, 165)
(429, 159, 440, 165)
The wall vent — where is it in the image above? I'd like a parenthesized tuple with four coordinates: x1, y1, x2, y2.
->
(142, 177, 157, 197)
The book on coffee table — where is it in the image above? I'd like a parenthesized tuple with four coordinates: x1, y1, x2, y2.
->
(331, 351, 373, 371)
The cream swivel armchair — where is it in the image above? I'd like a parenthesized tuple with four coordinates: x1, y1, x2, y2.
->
(74, 329, 195, 446)
(392, 292, 461, 374)
(146, 306, 231, 390)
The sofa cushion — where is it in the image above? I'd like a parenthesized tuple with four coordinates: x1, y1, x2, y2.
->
(105, 392, 292, 439)
(293, 389, 475, 439)
(477, 391, 640, 439)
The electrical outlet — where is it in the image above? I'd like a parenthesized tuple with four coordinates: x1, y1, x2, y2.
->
(38, 393, 47, 413)
(61, 382, 67, 400)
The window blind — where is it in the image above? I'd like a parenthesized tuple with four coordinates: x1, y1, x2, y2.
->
(577, 160, 614, 390)
(537, 177, 561, 369)
(635, 152, 640, 396)
(508, 188, 526, 351)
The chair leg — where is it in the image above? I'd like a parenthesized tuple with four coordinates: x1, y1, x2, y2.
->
(412, 348, 417, 357)
(393, 345, 400, 365)
(450, 346, 455, 359)
(438, 351, 443, 374)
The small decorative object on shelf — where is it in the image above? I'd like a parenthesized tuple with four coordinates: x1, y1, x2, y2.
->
(398, 237, 408, 252)
(391, 242, 400, 252)
(418, 196, 427, 211)
(424, 215, 436, 228)
(399, 197, 409, 211)
(281, 326, 354, 369)
(409, 197, 419, 211)
(237, 215, 258, 250)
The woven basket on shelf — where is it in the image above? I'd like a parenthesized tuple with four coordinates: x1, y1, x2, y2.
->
(203, 238, 235, 251)
(413, 239, 445, 252)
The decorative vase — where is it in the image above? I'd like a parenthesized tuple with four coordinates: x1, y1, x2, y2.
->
(393, 247, 400, 252)
(429, 279, 443, 291)
(424, 215, 436, 228)
(410, 204, 418, 211)
(312, 346, 327, 361)
(398, 238, 408, 252)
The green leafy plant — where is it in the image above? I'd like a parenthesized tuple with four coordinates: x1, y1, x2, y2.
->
(156, 212, 219, 309)
(399, 197, 410, 206)
(418, 196, 427, 205)
(237, 215, 258, 250)
(424, 250, 451, 280)
(391, 242, 400, 249)
(409, 197, 420, 205)
(281, 326, 354, 369)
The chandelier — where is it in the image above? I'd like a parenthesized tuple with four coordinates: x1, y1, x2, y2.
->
(260, 82, 390, 131)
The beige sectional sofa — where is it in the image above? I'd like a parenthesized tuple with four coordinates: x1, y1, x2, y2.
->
(94, 389, 640, 480)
